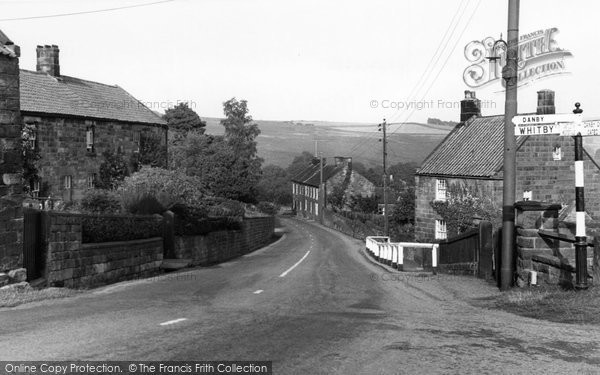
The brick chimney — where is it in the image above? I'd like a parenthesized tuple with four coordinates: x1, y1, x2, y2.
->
(460, 90, 481, 122)
(36, 45, 60, 76)
(334, 156, 352, 172)
(536, 89, 555, 115)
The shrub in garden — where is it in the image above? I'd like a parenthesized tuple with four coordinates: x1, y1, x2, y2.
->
(79, 189, 122, 214)
(256, 201, 279, 216)
(118, 167, 206, 210)
(170, 203, 241, 236)
(81, 214, 163, 243)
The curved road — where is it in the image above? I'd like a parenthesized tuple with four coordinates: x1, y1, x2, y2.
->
(1, 218, 600, 374)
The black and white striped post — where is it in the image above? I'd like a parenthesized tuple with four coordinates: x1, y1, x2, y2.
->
(573, 102, 588, 289)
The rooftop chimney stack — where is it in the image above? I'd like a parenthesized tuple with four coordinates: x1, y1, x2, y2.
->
(536, 90, 555, 115)
(460, 90, 481, 122)
(36, 45, 60, 76)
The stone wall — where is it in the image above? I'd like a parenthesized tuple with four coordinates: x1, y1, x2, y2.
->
(174, 216, 275, 266)
(23, 115, 167, 202)
(0, 38, 24, 272)
(43, 212, 163, 288)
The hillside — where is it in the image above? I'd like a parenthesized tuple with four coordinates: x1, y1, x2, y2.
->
(202, 117, 452, 168)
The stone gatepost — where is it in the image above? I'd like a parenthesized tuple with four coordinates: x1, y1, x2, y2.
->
(0, 31, 24, 281)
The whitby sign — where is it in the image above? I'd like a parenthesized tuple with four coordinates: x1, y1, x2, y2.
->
(512, 114, 600, 137)
(463, 27, 573, 88)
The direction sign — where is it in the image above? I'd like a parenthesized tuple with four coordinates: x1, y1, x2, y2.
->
(512, 113, 581, 126)
(513, 113, 583, 136)
(560, 120, 600, 136)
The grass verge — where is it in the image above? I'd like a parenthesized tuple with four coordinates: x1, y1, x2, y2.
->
(494, 284, 600, 325)
(0, 286, 81, 308)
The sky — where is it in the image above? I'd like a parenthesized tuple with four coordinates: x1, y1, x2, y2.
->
(1, 0, 599, 124)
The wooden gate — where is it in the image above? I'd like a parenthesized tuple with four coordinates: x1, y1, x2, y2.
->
(23, 208, 43, 281)
(438, 220, 494, 279)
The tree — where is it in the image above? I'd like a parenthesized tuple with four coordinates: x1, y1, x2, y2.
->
(349, 193, 379, 214)
(287, 151, 317, 179)
(96, 150, 129, 190)
(221, 98, 261, 159)
(256, 165, 292, 205)
(388, 162, 419, 190)
(163, 103, 206, 134)
(131, 133, 167, 170)
(391, 187, 415, 225)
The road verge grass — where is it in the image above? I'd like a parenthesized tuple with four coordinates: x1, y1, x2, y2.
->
(0, 285, 80, 308)
(495, 284, 600, 325)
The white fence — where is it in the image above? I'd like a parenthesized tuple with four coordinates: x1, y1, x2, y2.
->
(365, 236, 438, 271)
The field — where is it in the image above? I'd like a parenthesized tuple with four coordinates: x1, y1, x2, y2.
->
(203, 118, 452, 168)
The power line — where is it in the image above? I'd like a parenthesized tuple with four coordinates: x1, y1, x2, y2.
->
(386, 0, 470, 126)
(388, 0, 482, 137)
(0, 0, 175, 22)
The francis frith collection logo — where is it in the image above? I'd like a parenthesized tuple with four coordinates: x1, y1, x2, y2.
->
(463, 27, 573, 89)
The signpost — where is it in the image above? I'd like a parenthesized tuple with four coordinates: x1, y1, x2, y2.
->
(512, 104, 590, 289)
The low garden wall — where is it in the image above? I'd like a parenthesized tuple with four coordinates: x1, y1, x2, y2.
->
(174, 216, 275, 266)
(43, 212, 163, 288)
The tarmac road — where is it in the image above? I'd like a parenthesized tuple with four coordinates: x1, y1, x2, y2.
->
(1, 217, 600, 374)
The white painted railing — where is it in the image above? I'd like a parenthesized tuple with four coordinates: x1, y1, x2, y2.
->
(365, 236, 439, 271)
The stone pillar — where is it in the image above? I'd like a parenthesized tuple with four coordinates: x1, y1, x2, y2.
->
(0, 35, 24, 272)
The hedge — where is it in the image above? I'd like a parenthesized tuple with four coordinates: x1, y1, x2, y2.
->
(81, 213, 163, 243)
(170, 203, 242, 236)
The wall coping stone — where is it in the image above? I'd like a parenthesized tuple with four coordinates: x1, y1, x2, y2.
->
(81, 236, 162, 250)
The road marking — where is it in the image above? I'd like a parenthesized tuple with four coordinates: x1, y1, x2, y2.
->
(253, 290, 264, 294)
(160, 318, 187, 326)
(279, 251, 311, 278)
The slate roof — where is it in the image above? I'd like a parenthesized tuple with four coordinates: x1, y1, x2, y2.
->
(291, 162, 345, 187)
(417, 115, 526, 179)
(19, 69, 166, 126)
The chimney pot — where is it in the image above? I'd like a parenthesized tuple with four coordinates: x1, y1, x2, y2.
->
(36, 44, 60, 76)
(460, 90, 481, 122)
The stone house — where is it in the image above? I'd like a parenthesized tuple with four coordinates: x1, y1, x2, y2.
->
(6, 35, 167, 203)
(415, 89, 600, 243)
(291, 156, 376, 220)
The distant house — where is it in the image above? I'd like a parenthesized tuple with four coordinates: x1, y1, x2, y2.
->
(414, 89, 600, 241)
(9, 39, 167, 202)
(291, 156, 376, 219)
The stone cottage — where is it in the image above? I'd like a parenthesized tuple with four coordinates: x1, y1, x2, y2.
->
(414, 89, 600, 284)
(0, 30, 167, 276)
(291, 156, 376, 220)
(21, 44, 168, 202)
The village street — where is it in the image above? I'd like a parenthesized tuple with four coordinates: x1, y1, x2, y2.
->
(1, 218, 600, 374)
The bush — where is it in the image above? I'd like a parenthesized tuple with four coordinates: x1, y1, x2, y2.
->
(118, 167, 206, 209)
(257, 201, 278, 216)
(79, 189, 121, 214)
(203, 197, 246, 218)
(171, 203, 241, 236)
(81, 214, 163, 243)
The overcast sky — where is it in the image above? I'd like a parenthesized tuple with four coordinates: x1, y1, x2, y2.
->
(1, 0, 598, 124)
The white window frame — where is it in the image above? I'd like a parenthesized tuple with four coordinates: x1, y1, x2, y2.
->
(64, 175, 72, 190)
(435, 219, 447, 240)
(435, 179, 447, 201)
(31, 179, 40, 198)
(87, 174, 96, 189)
(133, 131, 141, 153)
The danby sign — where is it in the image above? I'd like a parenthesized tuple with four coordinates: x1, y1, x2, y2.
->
(463, 27, 573, 88)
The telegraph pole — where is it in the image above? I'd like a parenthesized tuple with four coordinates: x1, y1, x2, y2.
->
(379, 119, 389, 236)
(500, 0, 520, 290)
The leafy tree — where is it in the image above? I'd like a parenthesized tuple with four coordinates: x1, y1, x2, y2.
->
(21, 123, 41, 195)
(256, 164, 292, 205)
(391, 187, 415, 225)
(131, 133, 167, 170)
(349, 193, 379, 214)
(97, 150, 129, 190)
(163, 103, 206, 134)
(328, 185, 346, 211)
(287, 151, 318, 179)
(388, 162, 419, 189)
